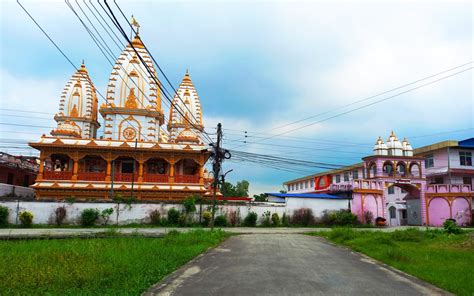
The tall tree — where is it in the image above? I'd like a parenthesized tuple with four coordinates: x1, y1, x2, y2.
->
(220, 180, 249, 197)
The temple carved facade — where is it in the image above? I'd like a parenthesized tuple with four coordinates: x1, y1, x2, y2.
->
(29, 29, 211, 201)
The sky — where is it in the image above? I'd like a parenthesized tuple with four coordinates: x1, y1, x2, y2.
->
(0, 0, 473, 195)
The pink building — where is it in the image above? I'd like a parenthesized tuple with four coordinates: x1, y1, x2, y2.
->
(283, 133, 473, 226)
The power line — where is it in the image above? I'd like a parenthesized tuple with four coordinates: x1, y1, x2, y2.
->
(101, 1, 213, 143)
(17, 0, 152, 143)
(231, 66, 473, 149)
(109, 1, 214, 144)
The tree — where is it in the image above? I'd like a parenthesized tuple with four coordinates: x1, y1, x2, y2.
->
(220, 181, 236, 197)
(235, 180, 249, 197)
(253, 193, 267, 202)
(221, 180, 250, 197)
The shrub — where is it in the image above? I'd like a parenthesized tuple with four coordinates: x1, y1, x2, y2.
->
(243, 212, 258, 227)
(281, 212, 289, 226)
(81, 208, 99, 227)
(261, 211, 271, 227)
(443, 219, 462, 234)
(271, 213, 280, 227)
(149, 209, 161, 225)
(19, 211, 33, 228)
(291, 208, 315, 226)
(167, 208, 180, 225)
(364, 211, 374, 225)
(0, 206, 9, 227)
(214, 215, 228, 227)
(322, 209, 358, 226)
(183, 196, 196, 214)
(54, 206, 67, 226)
(202, 211, 212, 227)
(228, 210, 240, 227)
(178, 213, 187, 227)
(100, 208, 114, 226)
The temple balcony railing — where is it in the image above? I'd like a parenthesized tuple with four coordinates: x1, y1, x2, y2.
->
(143, 173, 168, 183)
(113, 173, 138, 182)
(43, 171, 73, 180)
(426, 184, 472, 194)
(77, 172, 106, 181)
(175, 174, 199, 184)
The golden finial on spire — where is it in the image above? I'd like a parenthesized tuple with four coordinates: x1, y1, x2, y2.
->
(131, 15, 140, 34)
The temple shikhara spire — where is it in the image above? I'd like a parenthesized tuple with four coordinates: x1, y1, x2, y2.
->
(29, 23, 211, 201)
(51, 62, 100, 139)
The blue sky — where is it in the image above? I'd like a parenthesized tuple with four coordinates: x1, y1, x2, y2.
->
(1, 0, 472, 195)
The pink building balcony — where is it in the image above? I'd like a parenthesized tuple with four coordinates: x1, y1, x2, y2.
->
(175, 174, 199, 184)
(43, 171, 73, 180)
(77, 172, 106, 181)
(144, 174, 168, 183)
(426, 184, 472, 194)
(330, 180, 384, 192)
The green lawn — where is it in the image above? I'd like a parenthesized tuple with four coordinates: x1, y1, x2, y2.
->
(0, 230, 229, 295)
(310, 228, 474, 296)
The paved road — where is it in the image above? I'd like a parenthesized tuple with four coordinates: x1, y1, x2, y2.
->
(0, 226, 435, 239)
(144, 234, 448, 296)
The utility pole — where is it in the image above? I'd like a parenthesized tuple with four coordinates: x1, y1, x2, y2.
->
(210, 123, 223, 231)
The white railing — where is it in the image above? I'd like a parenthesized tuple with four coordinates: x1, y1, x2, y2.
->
(426, 184, 472, 194)
(329, 179, 384, 192)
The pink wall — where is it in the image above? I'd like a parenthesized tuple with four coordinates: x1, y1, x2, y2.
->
(364, 195, 378, 218)
(352, 193, 363, 221)
(428, 198, 450, 226)
(452, 198, 471, 226)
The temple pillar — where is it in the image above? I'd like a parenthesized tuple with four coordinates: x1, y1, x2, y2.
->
(72, 157, 79, 181)
(168, 157, 176, 183)
(37, 152, 45, 181)
(199, 165, 204, 185)
(138, 161, 144, 182)
(105, 159, 112, 181)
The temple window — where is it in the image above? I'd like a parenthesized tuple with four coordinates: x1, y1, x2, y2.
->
(335, 175, 341, 183)
(383, 162, 394, 176)
(409, 162, 421, 177)
(396, 162, 406, 176)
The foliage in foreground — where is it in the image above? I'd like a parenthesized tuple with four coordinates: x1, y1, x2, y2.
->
(311, 228, 474, 296)
(0, 206, 9, 227)
(19, 211, 33, 228)
(0, 230, 229, 295)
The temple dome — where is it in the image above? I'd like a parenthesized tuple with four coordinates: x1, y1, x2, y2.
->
(52, 62, 100, 138)
(402, 138, 414, 156)
(51, 121, 82, 138)
(168, 70, 204, 144)
(373, 136, 388, 155)
(100, 30, 164, 142)
(386, 131, 405, 156)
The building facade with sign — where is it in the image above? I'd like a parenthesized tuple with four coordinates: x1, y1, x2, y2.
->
(283, 133, 473, 226)
(29, 29, 212, 201)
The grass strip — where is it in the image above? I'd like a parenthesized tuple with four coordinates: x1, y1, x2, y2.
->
(309, 228, 474, 296)
(0, 230, 229, 295)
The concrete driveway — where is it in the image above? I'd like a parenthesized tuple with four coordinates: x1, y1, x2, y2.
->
(144, 234, 449, 296)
